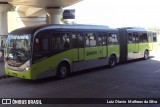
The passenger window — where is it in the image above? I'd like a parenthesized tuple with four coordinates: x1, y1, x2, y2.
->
(139, 34, 143, 43)
(98, 35, 103, 46)
(78, 34, 84, 48)
(98, 33, 107, 46)
(108, 33, 118, 45)
(139, 33, 148, 43)
(63, 33, 70, 49)
(153, 33, 157, 42)
(148, 34, 153, 42)
(34, 34, 50, 62)
(102, 33, 107, 45)
(85, 33, 96, 47)
(51, 32, 71, 49)
(71, 32, 84, 48)
(128, 33, 132, 43)
(143, 33, 148, 43)
(133, 33, 138, 43)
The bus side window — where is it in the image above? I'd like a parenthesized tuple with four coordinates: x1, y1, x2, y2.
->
(108, 33, 118, 45)
(128, 33, 132, 43)
(85, 33, 96, 47)
(33, 34, 50, 62)
(71, 32, 84, 48)
(133, 33, 138, 43)
(63, 33, 70, 49)
(97, 33, 103, 46)
(52, 32, 71, 50)
(139, 33, 148, 43)
(139, 33, 143, 43)
(102, 34, 107, 45)
(153, 33, 157, 42)
(148, 33, 153, 43)
(78, 33, 84, 48)
(143, 33, 148, 43)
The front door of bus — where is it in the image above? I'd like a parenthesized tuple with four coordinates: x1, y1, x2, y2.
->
(84, 33, 98, 61)
(133, 33, 139, 53)
(71, 32, 85, 62)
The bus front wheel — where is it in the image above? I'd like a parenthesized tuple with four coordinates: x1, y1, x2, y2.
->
(109, 55, 117, 68)
(57, 63, 70, 79)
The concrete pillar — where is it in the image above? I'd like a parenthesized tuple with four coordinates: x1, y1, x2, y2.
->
(45, 8, 63, 24)
(0, 3, 11, 35)
(0, 3, 11, 48)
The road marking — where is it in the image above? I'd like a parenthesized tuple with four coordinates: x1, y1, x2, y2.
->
(153, 69, 160, 73)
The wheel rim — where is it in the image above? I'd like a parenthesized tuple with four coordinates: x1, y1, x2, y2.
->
(60, 66, 67, 76)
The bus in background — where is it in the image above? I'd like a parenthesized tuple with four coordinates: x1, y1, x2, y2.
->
(118, 27, 158, 63)
(4, 24, 120, 80)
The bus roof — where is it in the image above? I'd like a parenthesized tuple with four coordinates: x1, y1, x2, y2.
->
(118, 27, 157, 33)
(119, 27, 147, 32)
(9, 24, 116, 35)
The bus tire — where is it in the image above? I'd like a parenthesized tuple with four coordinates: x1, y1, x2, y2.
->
(57, 63, 70, 79)
(144, 50, 149, 60)
(109, 55, 117, 68)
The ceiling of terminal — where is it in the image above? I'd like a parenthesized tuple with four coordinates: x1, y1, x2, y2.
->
(0, 0, 82, 8)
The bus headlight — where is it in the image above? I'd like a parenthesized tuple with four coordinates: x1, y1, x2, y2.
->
(22, 67, 30, 72)
(26, 67, 29, 71)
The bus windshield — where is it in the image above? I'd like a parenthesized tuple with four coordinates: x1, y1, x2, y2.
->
(5, 34, 31, 67)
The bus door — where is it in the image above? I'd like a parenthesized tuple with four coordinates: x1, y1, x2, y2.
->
(77, 34, 85, 61)
(148, 33, 153, 51)
(84, 32, 98, 61)
(133, 33, 139, 53)
(97, 33, 106, 58)
(71, 32, 85, 62)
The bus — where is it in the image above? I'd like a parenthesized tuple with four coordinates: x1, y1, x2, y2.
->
(4, 25, 157, 80)
(118, 27, 158, 63)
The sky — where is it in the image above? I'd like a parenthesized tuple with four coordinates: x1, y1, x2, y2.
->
(66, 0, 160, 29)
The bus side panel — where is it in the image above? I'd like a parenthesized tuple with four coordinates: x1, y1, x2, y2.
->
(102, 46, 107, 58)
(139, 43, 149, 57)
(72, 48, 78, 62)
(149, 42, 153, 51)
(97, 46, 103, 58)
(85, 47, 98, 61)
(108, 45, 120, 60)
(31, 50, 72, 79)
(78, 48, 85, 61)
(127, 43, 135, 60)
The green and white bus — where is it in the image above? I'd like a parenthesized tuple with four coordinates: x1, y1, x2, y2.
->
(118, 27, 158, 63)
(4, 25, 157, 80)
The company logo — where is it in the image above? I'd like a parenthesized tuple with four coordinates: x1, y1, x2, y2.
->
(2, 99, 11, 104)
(86, 51, 97, 56)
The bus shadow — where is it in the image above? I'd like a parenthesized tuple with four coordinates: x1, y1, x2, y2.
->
(17, 66, 110, 84)
(16, 57, 154, 84)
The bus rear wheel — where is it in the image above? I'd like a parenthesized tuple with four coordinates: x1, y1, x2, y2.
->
(57, 63, 70, 79)
(144, 51, 149, 60)
(109, 55, 117, 68)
